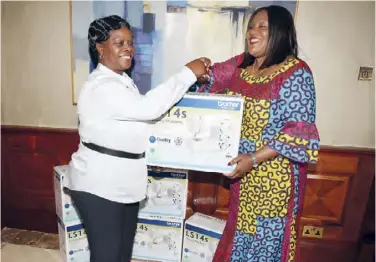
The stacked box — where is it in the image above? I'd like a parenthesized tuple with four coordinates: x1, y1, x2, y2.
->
(58, 219, 90, 262)
(139, 169, 188, 218)
(133, 168, 188, 261)
(54, 165, 89, 262)
(55, 166, 198, 262)
(133, 215, 184, 262)
(182, 213, 226, 262)
(54, 165, 81, 224)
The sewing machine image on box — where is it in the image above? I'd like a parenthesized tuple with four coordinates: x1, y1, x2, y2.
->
(139, 169, 188, 219)
(132, 215, 184, 262)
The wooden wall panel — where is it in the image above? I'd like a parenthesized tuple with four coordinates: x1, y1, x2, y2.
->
(303, 174, 349, 222)
(1, 125, 374, 262)
(1, 126, 79, 233)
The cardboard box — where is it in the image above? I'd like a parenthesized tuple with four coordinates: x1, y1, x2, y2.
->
(139, 169, 188, 219)
(58, 219, 90, 262)
(132, 215, 184, 262)
(182, 213, 226, 262)
(146, 93, 244, 173)
(54, 165, 81, 224)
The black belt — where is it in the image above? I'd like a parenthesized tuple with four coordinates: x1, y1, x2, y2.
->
(82, 142, 145, 159)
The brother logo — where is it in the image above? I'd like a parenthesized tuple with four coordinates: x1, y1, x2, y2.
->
(167, 222, 181, 227)
(171, 173, 186, 178)
(217, 101, 240, 109)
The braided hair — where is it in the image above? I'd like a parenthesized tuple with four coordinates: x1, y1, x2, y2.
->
(88, 15, 131, 67)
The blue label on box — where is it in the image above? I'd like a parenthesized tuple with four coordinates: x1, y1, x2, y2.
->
(185, 224, 222, 239)
(138, 218, 182, 228)
(148, 170, 187, 179)
(176, 98, 242, 111)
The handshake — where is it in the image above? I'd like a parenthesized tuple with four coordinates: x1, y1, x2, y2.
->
(186, 57, 212, 84)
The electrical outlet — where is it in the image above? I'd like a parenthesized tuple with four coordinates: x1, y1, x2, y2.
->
(358, 67, 373, 81)
(302, 225, 324, 239)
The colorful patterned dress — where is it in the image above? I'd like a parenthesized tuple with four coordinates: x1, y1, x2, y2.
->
(193, 53, 320, 262)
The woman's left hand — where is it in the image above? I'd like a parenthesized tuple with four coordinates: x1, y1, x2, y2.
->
(223, 154, 254, 179)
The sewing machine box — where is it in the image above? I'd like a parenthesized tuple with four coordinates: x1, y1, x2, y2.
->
(58, 218, 90, 262)
(139, 168, 188, 219)
(54, 165, 82, 224)
(132, 215, 184, 262)
(182, 213, 226, 262)
(146, 93, 244, 173)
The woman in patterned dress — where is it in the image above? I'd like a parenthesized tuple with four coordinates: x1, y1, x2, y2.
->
(195, 5, 320, 262)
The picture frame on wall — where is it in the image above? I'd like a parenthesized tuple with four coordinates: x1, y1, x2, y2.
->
(69, 0, 298, 105)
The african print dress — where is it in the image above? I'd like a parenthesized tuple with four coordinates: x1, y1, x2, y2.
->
(192, 54, 320, 262)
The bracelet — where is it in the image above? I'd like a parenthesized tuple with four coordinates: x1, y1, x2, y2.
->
(249, 152, 259, 168)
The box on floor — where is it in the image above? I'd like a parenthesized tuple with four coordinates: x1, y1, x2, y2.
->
(58, 219, 90, 262)
(132, 215, 184, 262)
(182, 212, 226, 262)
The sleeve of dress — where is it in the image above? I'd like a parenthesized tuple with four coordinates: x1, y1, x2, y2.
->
(190, 53, 244, 93)
(267, 65, 320, 164)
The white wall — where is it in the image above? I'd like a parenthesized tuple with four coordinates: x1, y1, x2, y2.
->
(1, 1, 375, 147)
(295, 1, 375, 148)
(1, 1, 78, 128)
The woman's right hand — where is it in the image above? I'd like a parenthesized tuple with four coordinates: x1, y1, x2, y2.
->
(186, 57, 211, 81)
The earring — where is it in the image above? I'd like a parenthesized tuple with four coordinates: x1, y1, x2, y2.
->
(99, 53, 104, 60)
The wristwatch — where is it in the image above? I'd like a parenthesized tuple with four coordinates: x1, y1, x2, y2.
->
(249, 152, 259, 168)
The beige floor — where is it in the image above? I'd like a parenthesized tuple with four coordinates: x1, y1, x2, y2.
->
(1, 243, 149, 262)
(1, 227, 155, 262)
(1, 243, 154, 262)
(1, 243, 62, 262)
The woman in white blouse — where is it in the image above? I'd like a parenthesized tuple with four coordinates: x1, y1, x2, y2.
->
(66, 15, 210, 262)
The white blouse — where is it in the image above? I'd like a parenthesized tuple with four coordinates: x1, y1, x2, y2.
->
(66, 64, 196, 203)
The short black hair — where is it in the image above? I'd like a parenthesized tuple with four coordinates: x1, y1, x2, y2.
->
(88, 15, 131, 68)
(239, 5, 298, 69)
